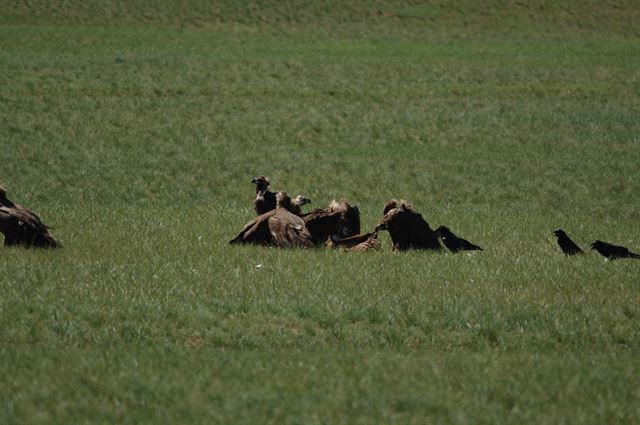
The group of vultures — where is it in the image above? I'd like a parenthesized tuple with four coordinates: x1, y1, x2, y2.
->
(0, 180, 639, 261)
(227, 176, 640, 261)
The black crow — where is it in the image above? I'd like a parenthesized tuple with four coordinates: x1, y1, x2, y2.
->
(553, 229, 583, 256)
(435, 225, 483, 253)
(590, 240, 640, 260)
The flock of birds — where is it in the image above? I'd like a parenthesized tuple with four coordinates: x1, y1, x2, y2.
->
(227, 176, 640, 261)
(228, 176, 481, 252)
(0, 180, 638, 261)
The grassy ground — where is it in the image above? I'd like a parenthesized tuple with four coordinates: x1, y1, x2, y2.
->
(1, 1, 640, 424)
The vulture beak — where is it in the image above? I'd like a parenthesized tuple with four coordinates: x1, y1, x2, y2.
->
(375, 223, 387, 232)
(251, 178, 257, 184)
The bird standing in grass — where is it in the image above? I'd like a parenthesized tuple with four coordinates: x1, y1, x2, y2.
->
(435, 226, 483, 253)
(251, 176, 277, 215)
(590, 240, 640, 260)
(375, 199, 441, 251)
(0, 185, 61, 248)
(552, 229, 583, 256)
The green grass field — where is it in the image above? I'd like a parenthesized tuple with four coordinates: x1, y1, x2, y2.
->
(1, 1, 640, 423)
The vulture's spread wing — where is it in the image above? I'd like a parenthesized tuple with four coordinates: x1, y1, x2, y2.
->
(268, 209, 314, 248)
(230, 210, 274, 244)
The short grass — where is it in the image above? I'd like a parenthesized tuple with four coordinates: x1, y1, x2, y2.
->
(1, 1, 640, 424)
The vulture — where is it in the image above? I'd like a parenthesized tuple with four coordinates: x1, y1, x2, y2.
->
(0, 185, 61, 248)
(301, 199, 361, 245)
(328, 230, 381, 252)
(230, 192, 314, 248)
(252, 176, 277, 215)
(375, 199, 441, 251)
(288, 195, 312, 216)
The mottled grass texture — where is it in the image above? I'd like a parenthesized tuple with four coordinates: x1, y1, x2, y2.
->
(1, 1, 640, 424)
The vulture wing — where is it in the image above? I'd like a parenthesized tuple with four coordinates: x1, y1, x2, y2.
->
(268, 208, 314, 248)
(0, 204, 61, 248)
(301, 209, 343, 245)
(229, 210, 274, 245)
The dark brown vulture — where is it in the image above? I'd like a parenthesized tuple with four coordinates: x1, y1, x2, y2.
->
(252, 176, 277, 215)
(301, 199, 361, 246)
(230, 192, 314, 248)
(328, 231, 381, 252)
(0, 185, 61, 248)
(375, 199, 441, 252)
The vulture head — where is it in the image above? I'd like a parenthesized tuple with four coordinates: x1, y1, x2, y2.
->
(251, 176, 271, 192)
(289, 195, 312, 215)
(293, 195, 311, 207)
